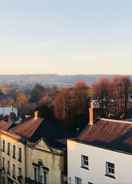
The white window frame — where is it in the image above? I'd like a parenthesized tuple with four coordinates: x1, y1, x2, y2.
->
(106, 162, 115, 178)
(75, 177, 82, 184)
(81, 155, 89, 169)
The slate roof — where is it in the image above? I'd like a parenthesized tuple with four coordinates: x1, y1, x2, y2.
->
(78, 118, 132, 154)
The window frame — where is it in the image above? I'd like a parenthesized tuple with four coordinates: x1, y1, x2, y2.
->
(81, 155, 89, 170)
(105, 161, 115, 179)
(75, 176, 82, 184)
(18, 167, 22, 177)
(2, 140, 5, 152)
(18, 148, 22, 162)
(2, 157, 5, 169)
(12, 164, 16, 179)
(13, 145, 16, 159)
(7, 143, 10, 155)
(7, 160, 10, 175)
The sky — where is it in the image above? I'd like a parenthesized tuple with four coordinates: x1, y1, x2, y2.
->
(0, 0, 132, 75)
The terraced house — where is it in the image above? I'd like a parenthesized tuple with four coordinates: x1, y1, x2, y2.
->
(68, 102, 132, 184)
(0, 112, 66, 184)
(0, 130, 25, 184)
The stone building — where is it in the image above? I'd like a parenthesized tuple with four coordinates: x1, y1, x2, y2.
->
(0, 112, 66, 184)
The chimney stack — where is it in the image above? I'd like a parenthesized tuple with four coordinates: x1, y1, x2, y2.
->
(89, 100, 99, 126)
(89, 101, 94, 126)
(34, 111, 39, 120)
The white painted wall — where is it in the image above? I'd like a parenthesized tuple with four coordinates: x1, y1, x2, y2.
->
(0, 107, 18, 116)
(67, 139, 132, 184)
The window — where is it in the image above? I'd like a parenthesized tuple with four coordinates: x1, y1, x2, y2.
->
(43, 170, 48, 184)
(34, 167, 37, 182)
(33, 162, 49, 184)
(18, 168, 22, 176)
(12, 164, 16, 179)
(18, 168, 23, 183)
(13, 145, 16, 159)
(75, 177, 82, 184)
(7, 143, 10, 155)
(106, 162, 115, 178)
(39, 167, 48, 184)
(2, 140, 5, 152)
(7, 161, 10, 175)
(2, 157, 5, 169)
(81, 155, 89, 169)
(18, 148, 22, 162)
(68, 177, 71, 184)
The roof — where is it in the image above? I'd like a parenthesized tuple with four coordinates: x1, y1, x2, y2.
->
(10, 116, 66, 150)
(0, 120, 12, 131)
(11, 117, 43, 139)
(0, 130, 22, 142)
(78, 118, 132, 154)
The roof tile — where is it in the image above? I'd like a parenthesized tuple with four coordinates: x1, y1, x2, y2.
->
(79, 119, 132, 154)
(12, 117, 43, 139)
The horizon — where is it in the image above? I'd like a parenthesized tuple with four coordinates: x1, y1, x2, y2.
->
(0, 61, 132, 75)
(0, 73, 130, 76)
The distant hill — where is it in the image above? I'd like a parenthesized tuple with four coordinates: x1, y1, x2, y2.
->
(0, 74, 131, 87)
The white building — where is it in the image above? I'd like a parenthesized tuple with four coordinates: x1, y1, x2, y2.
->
(67, 102, 132, 184)
(0, 107, 18, 117)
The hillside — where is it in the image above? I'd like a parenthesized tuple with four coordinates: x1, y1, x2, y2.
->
(0, 74, 130, 87)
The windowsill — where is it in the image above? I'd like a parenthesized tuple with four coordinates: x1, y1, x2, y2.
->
(81, 166, 89, 170)
(105, 174, 116, 179)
